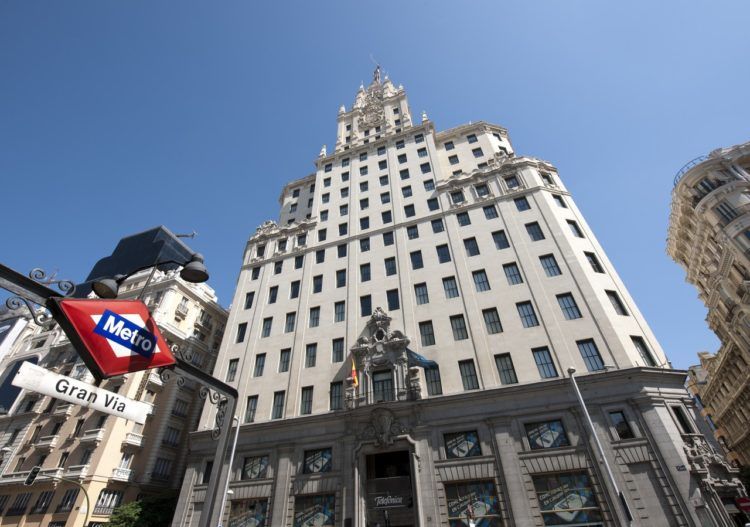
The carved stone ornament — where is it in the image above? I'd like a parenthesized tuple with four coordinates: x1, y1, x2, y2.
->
(682, 434, 743, 490)
(251, 220, 279, 239)
(359, 408, 408, 446)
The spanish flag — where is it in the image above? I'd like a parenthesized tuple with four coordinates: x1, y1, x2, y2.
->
(351, 358, 359, 387)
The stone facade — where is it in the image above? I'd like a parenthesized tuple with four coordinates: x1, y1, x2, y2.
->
(175, 70, 746, 526)
(0, 269, 226, 527)
(668, 142, 750, 468)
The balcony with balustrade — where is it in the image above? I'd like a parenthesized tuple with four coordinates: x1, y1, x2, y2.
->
(111, 467, 133, 482)
(65, 464, 89, 479)
(36, 434, 59, 450)
(79, 428, 105, 444)
(123, 432, 144, 448)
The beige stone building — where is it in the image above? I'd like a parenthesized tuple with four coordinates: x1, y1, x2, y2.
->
(175, 70, 746, 527)
(668, 143, 750, 469)
(0, 268, 226, 527)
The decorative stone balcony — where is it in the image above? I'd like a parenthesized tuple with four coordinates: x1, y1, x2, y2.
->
(52, 403, 74, 418)
(123, 432, 144, 448)
(66, 464, 89, 479)
(79, 428, 105, 444)
(111, 467, 133, 482)
(36, 434, 59, 450)
(147, 371, 164, 389)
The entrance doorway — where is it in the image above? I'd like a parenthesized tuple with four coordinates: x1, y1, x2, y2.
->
(365, 450, 416, 527)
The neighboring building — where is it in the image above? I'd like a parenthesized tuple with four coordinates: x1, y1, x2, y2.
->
(668, 142, 750, 468)
(175, 69, 745, 527)
(0, 268, 226, 527)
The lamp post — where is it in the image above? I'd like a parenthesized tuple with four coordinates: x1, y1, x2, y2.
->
(567, 367, 632, 525)
(217, 416, 240, 527)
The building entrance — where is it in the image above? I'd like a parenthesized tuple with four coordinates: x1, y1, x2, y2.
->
(365, 450, 416, 527)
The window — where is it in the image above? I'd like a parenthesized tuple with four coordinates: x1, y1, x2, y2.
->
(226, 359, 239, 382)
(271, 391, 285, 419)
(386, 289, 400, 310)
(300, 387, 313, 415)
(473, 270, 491, 291)
(373, 370, 394, 402)
(450, 315, 469, 340)
(567, 220, 584, 238)
(404, 204, 415, 218)
(360, 237, 370, 252)
(251, 266, 260, 280)
(474, 184, 489, 198)
(324, 177, 331, 187)
(381, 210, 392, 224)
(380, 175, 389, 186)
(436, 244, 451, 263)
(444, 140, 455, 150)
(414, 283, 429, 305)
(451, 190, 465, 205)
(495, 353, 518, 384)
(295, 254, 304, 268)
(292, 187, 301, 197)
(285, 312, 296, 333)
(324, 381, 342, 412)
(398, 153, 407, 164)
(244, 292, 255, 309)
(459, 360, 479, 390)
(268, 286, 278, 304)
(672, 405, 694, 433)
(359, 151, 368, 161)
(456, 211, 471, 226)
(427, 197, 439, 210)
(360, 217, 370, 230)
(525, 420, 570, 450)
(324, 163, 332, 172)
(253, 354, 266, 377)
(483, 205, 498, 219)
(553, 194, 567, 208)
(320, 210, 329, 222)
(340, 204, 349, 216)
(163, 426, 181, 447)
(341, 187, 349, 198)
(632, 336, 656, 367)
(312, 275, 323, 293)
(257, 245, 266, 258)
(334, 301, 345, 322)
(336, 269, 346, 288)
(360, 263, 371, 282)
(503, 262, 523, 285)
(56, 489, 79, 513)
(517, 302, 539, 327)
(445, 482, 501, 525)
(419, 321, 436, 346)
(577, 339, 604, 371)
(533, 347, 558, 378)
(514, 196, 531, 211)
(377, 145, 386, 155)
(425, 367, 442, 395)
(305, 343, 317, 368)
(504, 174, 519, 188)
(380, 191, 390, 204)
(585, 251, 604, 273)
(444, 431, 481, 459)
(464, 237, 480, 256)
(384, 257, 397, 276)
(309, 307, 320, 328)
(443, 276, 459, 298)
(609, 411, 635, 440)
(290, 280, 300, 298)
(448, 154, 459, 165)
(417, 147, 428, 158)
(533, 473, 603, 525)
(359, 181, 368, 193)
(420, 162, 431, 174)
(466, 133, 478, 143)
(606, 290, 628, 315)
(315, 250, 325, 264)
(526, 222, 545, 241)
(360, 198, 369, 210)
(492, 230, 510, 249)
(242, 455, 269, 480)
(236, 322, 248, 343)
(360, 295, 372, 316)
(359, 166, 369, 177)
(337, 244, 347, 258)
(424, 179, 435, 191)
(383, 231, 394, 245)
(407, 224, 419, 239)
(332, 338, 344, 363)
(482, 308, 503, 334)
(31, 490, 54, 514)
(279, 349, 291, 372)
(431, 218, 445, 233)
(321, 193, 330, 204)
(557, 293, 582, 320)
(539, 254, 561, 276)
(318, 228, 327, 241)
(472, 147, 484, 158)
(410, 250, 424, 270)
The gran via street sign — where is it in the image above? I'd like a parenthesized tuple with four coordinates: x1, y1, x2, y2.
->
(12, 362, 151, 424)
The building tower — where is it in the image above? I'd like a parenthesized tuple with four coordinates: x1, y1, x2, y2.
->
(668, 141, 750, 468)
(0, 268, 226, 527)
(175, 69, 745, 527)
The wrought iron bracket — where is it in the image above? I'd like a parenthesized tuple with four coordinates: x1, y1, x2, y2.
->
(0, 264, 76, 328)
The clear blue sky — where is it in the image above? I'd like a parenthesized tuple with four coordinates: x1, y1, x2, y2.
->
(1, 1, 748, 369)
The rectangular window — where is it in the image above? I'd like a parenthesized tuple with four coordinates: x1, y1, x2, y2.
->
(360, 295, 372, 316)
(473, 270, 491, 292)
(303, 448, 332, 474)
(525, 420, 570, 449)
(483, 205, 498, 219)
(464, 237, 480, 256)
(295, 254, 304, 268)
(402, 185, 413, 198)
(258, 317, 272, 337)
(632, 336, 657, 367)
(242, 455, 269, 480)
(427, 197, 439, 211)
(431, 218, 444, 233)
(557, 293, 582, 320)
(360, 217, 370, 230)
(382, 210, 393, 224)
(360, 197, 369, 210)
(360, 263, 371, 282)
(514, 196, 531, 211)
(398, 153, 407, 164)
(251, 267, 260, 280)
(380, 174, 389, 186)
(253, 354, 266, 377)
(342, 171, 349, 182)
(444, 431, 481, 458)
(443, 276, 459, 298)
(475, 183, 489, 196)
(360, 237, 370, 252)
(436, 244, 451, 263)
(320, 210, 329, 222)
(450, 314, 469, 340)
(309, 307, 320, 328)
(284, 312, 296, 333)
(553, 194, 567, 208)
(404, 204, 415, 217)
(383, 231, 394, 245)
(567, 220, 585, 238)
(236, 322, 248, 343)
(399, 168, 410, 180)
(338, 223, 348, 235)
(609, 411, 635, 439)
(606, 290, 628, 315)
(577, 339, 604, 371)
(312, 275, 323, 293)
(414, 283, 429, 305)
(424, 179, 435, 191)
(380, 192, 390, 204)
(467, 134, 478, 143)
(459, 359, 479, 390)
(537, 473, 606, 526)
(271, 391, 285, 419)
(419, 321, 436, 346)
(384, 257, 397, 276)
(585, 251, 604, 273)
(495, 353, 518, 384)
(290, 280, 300, 298)
(504, 175, 519, 188)
(337, 244, 347, 257)
(334, 301, 345, 322)
(378, 159, 387, 170)
(274, 260, 283, 274)
(420, 162, 431, 174)
(456, 211, 471, 226)
(318, 228, 327, 241)
(425, 367, 442, 395)
(316, 249, 325, 264)
(386, 289, 400, 310)
(279, 349, 290, 372)
(330, 382, 343, 410)
(526, 222, 545, 241)
(300, 387, 313, 415)
(539, 254, 561, 276)
(492, 230, 510, 249)
(445, 482, 501, 525)
(341, 187, 349, 198)
(451, 190, 465, 205)
(444, 140, 455, 150)
(336, 269, 346, 288)
(533, 347, 558, 378)
(244, 292, 255, 309)
(244, 395, 258, 423)
(410, 250, 424, 270)
(417, 147, 428, 158)
(503, 262, 523, 285)
(517, 302, 539, 327)
(406, 225, 419, 239)
(482, 308, 503, 334)
(305, 344, 317, 367)
(332, 338, 344, 362)
(226, 359, 239, 382)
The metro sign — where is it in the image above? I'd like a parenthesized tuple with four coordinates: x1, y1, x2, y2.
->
(48, 298, 175, 380)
